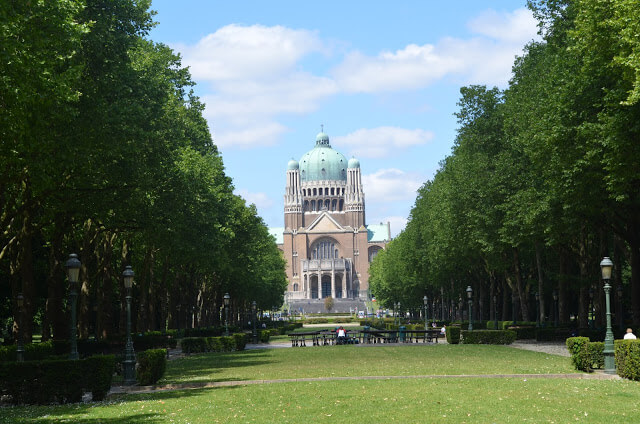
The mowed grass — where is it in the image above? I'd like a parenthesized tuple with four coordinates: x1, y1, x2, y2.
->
(4, 345, 638, 423)
(161, 344, 576, 384)
(3, 378, 640, 423)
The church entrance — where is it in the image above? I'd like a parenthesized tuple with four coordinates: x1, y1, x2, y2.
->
(321, 275, 331, 298)
(310, 276, 319, 299)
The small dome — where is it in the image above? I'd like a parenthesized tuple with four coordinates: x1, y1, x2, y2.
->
(316, 132, 330, 145)
(287, 159, 299, 170)
(348, 157, 360, 169)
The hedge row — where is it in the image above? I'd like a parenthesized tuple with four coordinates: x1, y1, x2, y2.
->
(566, 337, 640, 378)
(0, 355, 115, 404)
(461, 330, 516, 344)
(0, 341, 56, 362)
(181, 334, 247, 354)
(615, 339, 640, 380)
(137, 349, 167, 386)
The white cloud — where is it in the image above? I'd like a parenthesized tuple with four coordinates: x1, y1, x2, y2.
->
(176, 24, 323, 82)
(236, 189, 275, 211)
(331, 7, 539, 92)
(362, 168, 424, 203)
(333, 127, 434, 158)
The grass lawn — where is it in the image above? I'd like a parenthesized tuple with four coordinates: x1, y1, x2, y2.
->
(161, 345, 576, 384)
(3, 345, 639, 423)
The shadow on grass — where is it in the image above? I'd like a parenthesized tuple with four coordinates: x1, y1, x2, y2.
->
(162, 349, 276, 383)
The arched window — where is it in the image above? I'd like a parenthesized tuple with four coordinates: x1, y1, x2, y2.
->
(311, 239, 339, 260)
(310, 200, 316, 211)
(293, 283, 299, 291)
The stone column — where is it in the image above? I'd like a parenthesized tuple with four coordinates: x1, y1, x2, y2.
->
(331, 271, 336, 298)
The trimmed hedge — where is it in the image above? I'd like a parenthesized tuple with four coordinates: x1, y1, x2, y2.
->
(461, 330, 516, 344)
(566, 337, 592, 372)
(0, 341, 56, 362)
(259, 329, 271, 343)
(506, 326, 536, 340)
(615, 339, 640, 381)
(137, 349, 167, 386)
(181, 334, 246, 354)
(0, 355, 115, 404)
(446, 326, 461, 344)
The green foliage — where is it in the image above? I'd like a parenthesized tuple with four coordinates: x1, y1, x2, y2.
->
(233, 333, 247, 351)
(0, 355, 114, 404)
(615, 339, 640, 381)
(446, 326, 461, 344)
(259, 330, 271, 343)
(506, 326, 536, 340)
(461, 330, 516, 345)
(0, 341, 55, 362)
(587, 342, 604, 370)
(136, 349, 167, 386)
(181, 337, 208, 354)
(566, 337, 592, 372)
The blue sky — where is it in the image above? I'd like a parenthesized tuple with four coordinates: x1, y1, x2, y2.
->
(148, 0, 539, 237)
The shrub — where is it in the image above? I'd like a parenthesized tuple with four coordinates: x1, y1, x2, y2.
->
(259, 329, 270, 343)
(615, 339, 640, 381)
(588, 342, 604, 369)
(181, 337, 207, 354)
(84, 355, 116, 400)
(566, 337, 592, 372)
(206, 337, 223, 352)
(0, 355, 114, 404)
(462, 330, 516, 345)
(0, 341, 56, 362)
(446, 326, 461, 344)
(137, 349, 167, 386)
(220, 336, 235, 351)
(233, 333, 247, 351)
(536, 327, 572, 342)
(506, 326, 536, 340)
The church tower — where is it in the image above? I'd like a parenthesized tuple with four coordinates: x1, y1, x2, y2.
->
(284, 159, 302, 230)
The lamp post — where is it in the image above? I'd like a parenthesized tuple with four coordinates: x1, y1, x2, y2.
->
(16, 293, 24, 362)
(553, 290, 559, 327)
(493, 294, 498, 330)
(252, 301, 258, 344)
(600, 257, 615, 374)
(224, 293, 230, 336)
(65, 253, 81, 360)
(423, 295, 428, 330)
(535, 292, 540, 328)
(122, 266, 136, 385)
(466, 286, 473, 331)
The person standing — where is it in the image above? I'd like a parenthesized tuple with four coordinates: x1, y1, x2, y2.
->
(624, 328, 637, 340)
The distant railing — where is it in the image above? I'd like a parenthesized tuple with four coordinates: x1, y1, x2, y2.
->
(302, 258, 349, 271)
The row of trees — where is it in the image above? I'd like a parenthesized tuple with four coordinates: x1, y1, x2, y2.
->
(1, 0, 287, 343)
(370, 0, 640, 328)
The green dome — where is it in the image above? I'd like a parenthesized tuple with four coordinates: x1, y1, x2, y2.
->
(348, 157, 360, 169)
(287, 159, 299, 170)
(300, 132, 347, 182)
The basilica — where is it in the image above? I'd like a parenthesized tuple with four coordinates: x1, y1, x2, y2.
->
(270, 131, 390, 311)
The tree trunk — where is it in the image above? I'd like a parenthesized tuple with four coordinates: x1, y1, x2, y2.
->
(535, 242, 546, 325)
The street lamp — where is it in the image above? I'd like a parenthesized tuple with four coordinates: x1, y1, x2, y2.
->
(553, 290, 559, 327)
(423, 295, 428, 330)
(122, 265, 136, 385)
(466, 286, 473, 331)
(65, 253, 81, 360)
(224, 293, 230, 336)
(252, 301, 258, 344)
(600, 257, 615, 374)
(535, 292, 540, 328)
(16, 293, 24, 362)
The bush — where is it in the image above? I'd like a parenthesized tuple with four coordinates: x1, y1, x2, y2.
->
(446, 326, 461, 344)
(588, 342, 604, 370)
(181, 337, 207, 354)
(0, 341, 56, 362)
(0, 355, 114, 404)
(506, 326, 536, 340)
(566, 337, 592, 372)
(206, 337, 223, 352)
(461, 330, 516, 345)
(134, 332, 178, 350)
(220, 336, 235, 351)
(615, 339, 640, 381)
(536, 327, 572, 342)
(233, 333, 247, 351)
(259, 329, 270, 343)
(84, 355, 116, 400)
(137, 349, 167, 386)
